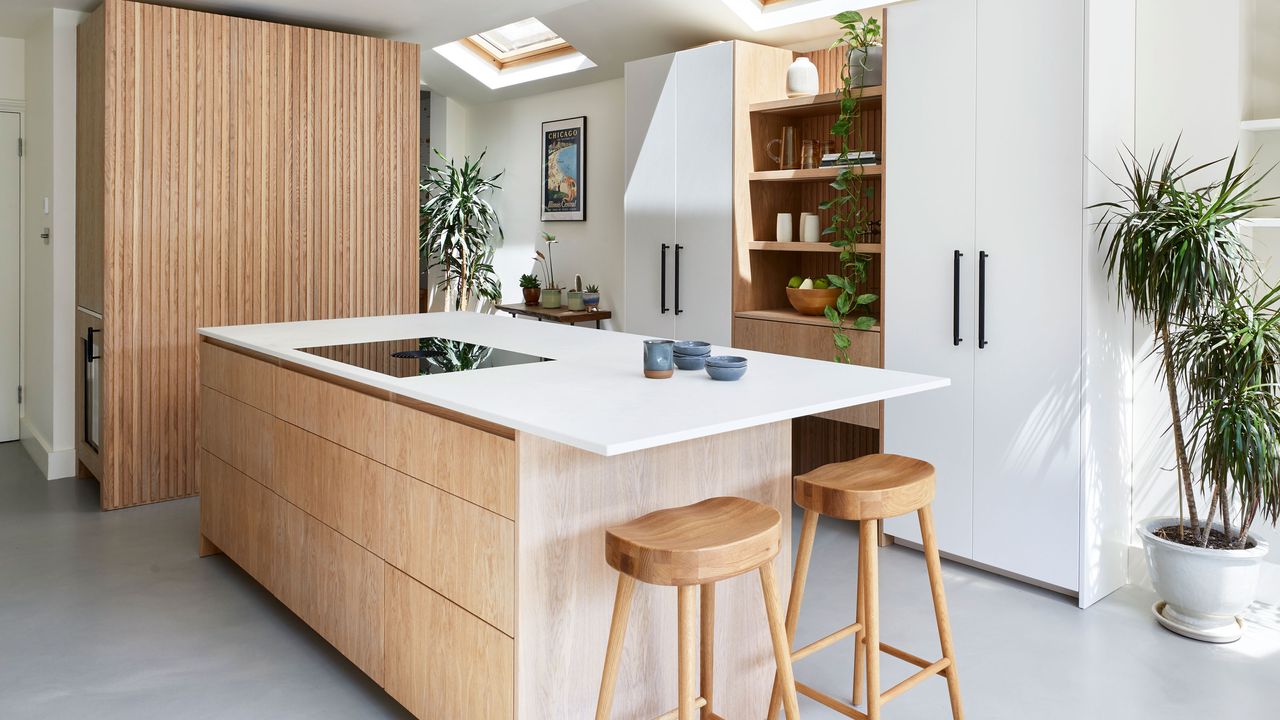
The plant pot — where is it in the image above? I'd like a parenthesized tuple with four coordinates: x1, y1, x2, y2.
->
(786, 287, 842, 316)
(846, 45, 883, 88)
(566, 290, 585, 311)
(1137, 516, 1269, 643)
(540, 288, 562, 309)
(522, 287, 541, 306)
(583, 291, 600, 309)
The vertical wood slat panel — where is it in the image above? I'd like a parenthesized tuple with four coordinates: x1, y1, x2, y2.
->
(81, 0, 419, 509)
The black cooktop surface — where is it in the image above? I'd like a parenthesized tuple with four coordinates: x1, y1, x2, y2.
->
(297, 336, 551, 378)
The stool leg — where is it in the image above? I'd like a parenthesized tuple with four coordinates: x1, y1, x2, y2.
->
(700, 583, 714, 719)
(919, 505, 964, 720)
(595, 574, 636, 720)
(860, 519, 882, 720)
(767, 509, 818, 720)
(852, 527, 866, 707)
(760, 561, 801, 720)
(678, 585, 697, 720)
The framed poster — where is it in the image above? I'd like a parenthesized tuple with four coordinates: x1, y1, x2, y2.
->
(541, 116, 586, 221)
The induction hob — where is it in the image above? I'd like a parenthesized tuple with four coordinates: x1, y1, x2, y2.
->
(297, 336, 551, 378)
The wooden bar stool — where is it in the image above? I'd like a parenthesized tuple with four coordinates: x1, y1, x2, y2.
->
(768, 454, 964, 720)
(594, 496, 801, 720)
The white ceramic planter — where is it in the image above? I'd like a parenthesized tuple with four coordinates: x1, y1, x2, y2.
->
(1138, 515, 1269, 643)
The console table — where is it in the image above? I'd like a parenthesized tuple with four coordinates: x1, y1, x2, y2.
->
(497, 304, 612, 329)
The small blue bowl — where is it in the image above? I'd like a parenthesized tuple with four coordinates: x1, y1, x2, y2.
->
(674, 354, 707, 371)
(673, 341, 711, 356)
(705, 355, 748, 368)
(706, 363, 747, 381)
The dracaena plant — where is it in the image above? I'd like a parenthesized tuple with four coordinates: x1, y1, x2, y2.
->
(420, 150, 504, 311)
(821, 10, 881, 362)
(1094, 140, 1278, 547)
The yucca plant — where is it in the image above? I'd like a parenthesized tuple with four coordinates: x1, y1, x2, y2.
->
(420, 150, 504, 311)
(1094, 140, 1276, 545)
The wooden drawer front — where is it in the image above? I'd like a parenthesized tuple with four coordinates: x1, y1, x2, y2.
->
(734, 317, 881, 428)
(275, 367, 386, 462)
(200, 450, 273, 587)
(386, 402, 516, 519)
(384, 565, 514, 720)
(201, 387, 274, 484)
(383, 468, 515, 635)
(273, 419, 386, 555)
(200, 341, 277, 414)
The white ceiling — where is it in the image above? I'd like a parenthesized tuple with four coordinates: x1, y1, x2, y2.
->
(0, 0, 848, 105)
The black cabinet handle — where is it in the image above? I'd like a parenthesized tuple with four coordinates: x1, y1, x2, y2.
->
(978, 250, 989, 349)
(952, 250, 963, 346)
(660, 243, 670, 314)
(674, 244, 684, 315)
(83, 327, 101, 452)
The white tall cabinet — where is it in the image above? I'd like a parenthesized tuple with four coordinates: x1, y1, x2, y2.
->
(624, 42, 734, 345)
(884, 0, 1135, 607)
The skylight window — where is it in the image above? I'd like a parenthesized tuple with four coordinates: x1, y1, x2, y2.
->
(436, 17, 595, 90)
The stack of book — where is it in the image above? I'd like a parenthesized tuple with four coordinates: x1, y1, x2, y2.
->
(820, 150, 880, 167)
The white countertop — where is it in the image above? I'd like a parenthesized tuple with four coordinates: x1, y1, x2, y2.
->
(199, 312, 948, 456)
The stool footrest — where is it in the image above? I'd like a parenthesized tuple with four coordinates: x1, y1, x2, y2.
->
(877, 640, 936, 670)
(654, 696, 708, 720)
(795, 681, 869, 720)
(881, 658, 952, 704)
(793, 621, 862, 663)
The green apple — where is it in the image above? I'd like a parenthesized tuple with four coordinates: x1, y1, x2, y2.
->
(787, 275, 804, 289)
(813, 278, 830, 289)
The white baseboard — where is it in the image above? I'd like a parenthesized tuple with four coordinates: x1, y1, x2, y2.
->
(19, 418, 76, 480)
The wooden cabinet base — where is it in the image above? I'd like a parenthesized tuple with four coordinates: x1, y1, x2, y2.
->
(198, 339, 794, 718)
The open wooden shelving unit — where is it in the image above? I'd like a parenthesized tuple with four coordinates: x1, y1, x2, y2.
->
(731, 19, 888, 471)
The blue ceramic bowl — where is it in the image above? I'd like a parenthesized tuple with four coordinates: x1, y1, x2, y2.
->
(705, 355, 748, 368)
(673, 341, 711, 357)
(706, 363, 747, 381)
(674, 354, 707, 371)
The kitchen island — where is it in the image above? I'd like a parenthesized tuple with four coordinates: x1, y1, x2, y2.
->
(196, 312, 945, 719)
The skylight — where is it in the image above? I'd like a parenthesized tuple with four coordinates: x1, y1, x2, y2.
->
(436, 17, 596, 90)
(720, 0, 908, 31)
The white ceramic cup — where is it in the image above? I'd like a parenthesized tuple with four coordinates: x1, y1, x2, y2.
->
(800, 213, 821, 243)
(776, 213, 794, 242)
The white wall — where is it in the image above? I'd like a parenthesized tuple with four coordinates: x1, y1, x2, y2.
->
(460, 79, 625, 329)
(19, 10, 80, 479)
(0, 37, 22, 100)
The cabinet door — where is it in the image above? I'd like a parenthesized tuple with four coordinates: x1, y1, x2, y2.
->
(623, 53, 678, 339)
(673, 43, 734, 346)
(971, 0, 1083, 591)
(882, 0, 978, 556)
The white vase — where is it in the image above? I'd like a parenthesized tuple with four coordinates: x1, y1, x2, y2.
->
(1138, 515, 1269, 643)
(800, 213, 821, 243)
(785, 57, 819, 98)
(775, 213, 793, 242)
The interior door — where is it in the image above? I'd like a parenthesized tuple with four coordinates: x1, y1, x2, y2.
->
(881, 0, 978, 556)
(672, 42, 733, 346)
(623, 53, 678, 339)
(0, 112, 19, 442)
(971, 0, 1084, 591)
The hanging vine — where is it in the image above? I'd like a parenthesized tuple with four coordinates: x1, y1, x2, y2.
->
(821, 11, 881, 362)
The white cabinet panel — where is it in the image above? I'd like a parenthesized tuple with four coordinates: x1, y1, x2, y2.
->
(624, 53, 678, 339)
(673, 43, 734, 346)
(882, 0, 978, 557)
(971, 0, 1084, 591)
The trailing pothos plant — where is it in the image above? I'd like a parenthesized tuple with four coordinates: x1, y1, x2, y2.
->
(821, 10, 881, 362)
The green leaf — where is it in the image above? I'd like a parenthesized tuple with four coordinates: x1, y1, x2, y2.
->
(837, 292, 853, 314)
(826, 274, 849, 290)
(856, 293, 878, 305)
(824, 306, 840, 325)
(833, 332, 852, 349)
(853, 316, 877, 330)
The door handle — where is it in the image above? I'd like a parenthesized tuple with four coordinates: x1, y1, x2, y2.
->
(660, 244, 670, 314)
(952, 250, 963, 346)
(978, 251, 989, 349)
(83, 327, 101, 452)
(674, 244, 684, 315)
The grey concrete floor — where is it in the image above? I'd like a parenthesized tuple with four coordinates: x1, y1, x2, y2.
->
(1, 440, 1276, 718)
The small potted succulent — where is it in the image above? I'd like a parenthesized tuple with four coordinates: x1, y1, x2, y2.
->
(583, 284, 601, 310)
(566, 275, 586, 311)
(519, 273, 541, 306)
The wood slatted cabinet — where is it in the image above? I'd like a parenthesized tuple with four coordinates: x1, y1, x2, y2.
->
(75, 0, 418, 509)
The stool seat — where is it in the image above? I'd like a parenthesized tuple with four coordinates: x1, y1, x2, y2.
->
(794, 453, 936, 521)
(605, 496, 781, 586)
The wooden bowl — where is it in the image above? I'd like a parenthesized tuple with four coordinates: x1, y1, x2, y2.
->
(786, 287, 842, 316)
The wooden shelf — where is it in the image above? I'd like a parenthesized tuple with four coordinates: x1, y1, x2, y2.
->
(749, 165, 882, 182)
(749, 87, 885, 117)
(747, 241, 882, 254)
(735, 308, 881, 332)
